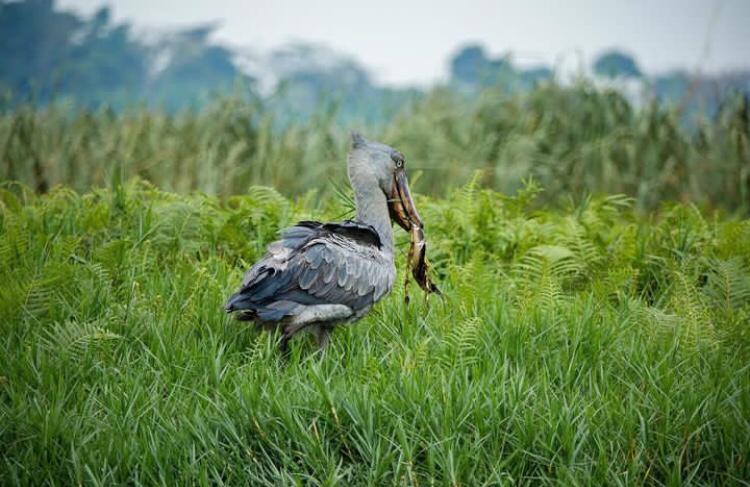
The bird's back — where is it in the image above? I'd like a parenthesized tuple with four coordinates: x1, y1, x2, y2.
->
(225, 220, 395, 327)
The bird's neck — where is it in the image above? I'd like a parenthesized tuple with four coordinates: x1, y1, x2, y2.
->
(350, 174, 394, 257)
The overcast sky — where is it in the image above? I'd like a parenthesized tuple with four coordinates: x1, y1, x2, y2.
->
(58, 0, 750, 86)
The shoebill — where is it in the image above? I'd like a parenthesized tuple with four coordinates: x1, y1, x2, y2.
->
(225, 133, 423, 352)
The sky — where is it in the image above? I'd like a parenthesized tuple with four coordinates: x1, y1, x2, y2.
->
(58, 0, 750, 86)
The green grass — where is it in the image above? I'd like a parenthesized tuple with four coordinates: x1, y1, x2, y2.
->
(1, 179, 749, 485)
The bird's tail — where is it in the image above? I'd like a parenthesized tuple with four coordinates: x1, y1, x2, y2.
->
(225, 291, 253, 313)
(225, 288, 304, 324)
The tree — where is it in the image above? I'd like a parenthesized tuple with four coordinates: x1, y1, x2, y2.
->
(0, 0, 147, 104)
(593, 51, 642, 79)
(450, 45, 489, 85)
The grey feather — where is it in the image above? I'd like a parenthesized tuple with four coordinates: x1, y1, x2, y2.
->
(225, 220, 395, 326)
(322, 261, 336, 283)
(337, 262, 349, 287)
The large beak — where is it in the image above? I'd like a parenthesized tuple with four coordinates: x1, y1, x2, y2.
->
(388, 167, 423, 231)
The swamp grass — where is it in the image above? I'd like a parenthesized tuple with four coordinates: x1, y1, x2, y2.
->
(1, 179, 749, 485)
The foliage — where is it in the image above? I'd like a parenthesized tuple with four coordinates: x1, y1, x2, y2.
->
(3, 1, 748, 123)
(2, 83, 748, 213)
(450, 44, 553, 91)
(1, 180, 749, 484)
(0, 0, 246, 109)
(593, 50, 642, 79)
(0, 1, 417, 120)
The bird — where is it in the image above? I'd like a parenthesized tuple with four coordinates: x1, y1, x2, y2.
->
(225, 133, 424, 353)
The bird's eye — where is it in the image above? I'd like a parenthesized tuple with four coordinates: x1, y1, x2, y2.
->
(392, 152, 404, 168)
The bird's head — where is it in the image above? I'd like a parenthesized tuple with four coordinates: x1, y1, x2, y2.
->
(347, 133, 423, 231)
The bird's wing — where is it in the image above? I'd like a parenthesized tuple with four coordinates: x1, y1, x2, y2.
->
(227, 221, 394, 322)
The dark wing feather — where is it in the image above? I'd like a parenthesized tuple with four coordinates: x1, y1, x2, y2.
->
(286, 220, 381, 248)
(322, 220, 381, 248)
(226, 220, 394, 322)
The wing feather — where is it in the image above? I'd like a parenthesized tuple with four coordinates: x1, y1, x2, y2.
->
(227, 220, 395, 320)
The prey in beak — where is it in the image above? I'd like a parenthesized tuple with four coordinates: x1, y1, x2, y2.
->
(387, 165, 441, 299)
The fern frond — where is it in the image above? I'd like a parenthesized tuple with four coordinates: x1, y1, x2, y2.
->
(0, 237, 11, 267)
(671, 269, 717, 349)
(41, 319, 122, 360)
(559, 217, 602, 278)
(442, 317, 481, 368)
(515, 245, 583, 281)
(246, 185, 287, 208)
(703, 257, 750, 311)
(537, 273, 563, 313)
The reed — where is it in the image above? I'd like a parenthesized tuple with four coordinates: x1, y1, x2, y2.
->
(1, 84, 748, 213)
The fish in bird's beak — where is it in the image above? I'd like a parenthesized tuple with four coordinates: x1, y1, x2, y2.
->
(388, 167, 423, 232)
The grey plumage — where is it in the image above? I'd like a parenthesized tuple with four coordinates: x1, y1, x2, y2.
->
(226, 220, 394, 320)
(225, 134, 420, 352)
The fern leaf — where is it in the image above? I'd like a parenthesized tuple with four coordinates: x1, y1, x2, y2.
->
(703, 257, 750, 311)
(41, 319, 122, 360)
(671, 269, 717, 349)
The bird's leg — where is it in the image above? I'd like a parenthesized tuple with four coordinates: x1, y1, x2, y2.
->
(313, 325, 332, 350)
(279, 329, 293, 357)
(279, 321, 307, 356)
(277, 305, 351, 355)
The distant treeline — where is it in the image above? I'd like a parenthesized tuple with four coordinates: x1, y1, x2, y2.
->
(0, 0, 245, 110)
(2, 0, 749, 124)
(0, 0, 419, 122)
